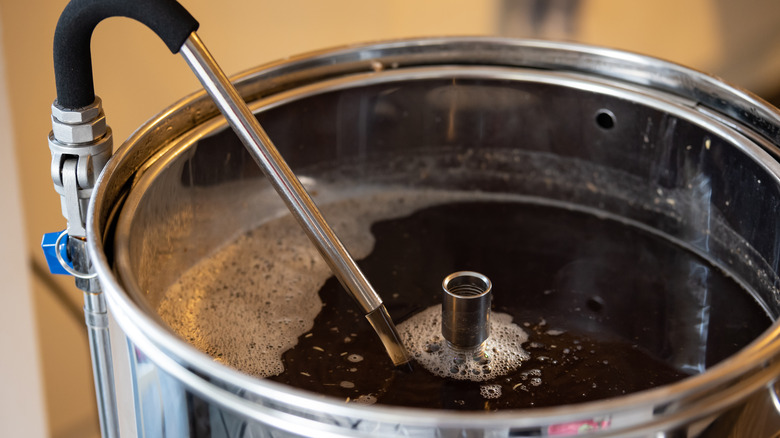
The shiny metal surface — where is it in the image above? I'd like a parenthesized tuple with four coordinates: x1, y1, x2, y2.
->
(51, 98, 102, 123)
(51, 110, 107, 144)
(180, 33, 409, 366)
(87, 38, 780, 436)
(68, 236, 119, 438)
(442, 271, 493, 351)
(84, 292, 118, 438)
(48, 96, 112, 238)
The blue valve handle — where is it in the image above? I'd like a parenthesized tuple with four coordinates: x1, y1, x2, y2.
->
(41, 231, 73, 275)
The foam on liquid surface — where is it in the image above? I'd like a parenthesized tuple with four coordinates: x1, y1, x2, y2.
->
(158, 186, 489, 377)
(398, 305, 530, 382)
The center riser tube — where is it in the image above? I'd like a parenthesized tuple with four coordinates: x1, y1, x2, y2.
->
(441, 271, 493, 352)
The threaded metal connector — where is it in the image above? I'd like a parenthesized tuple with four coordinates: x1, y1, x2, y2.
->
(441, 271, 492, 352)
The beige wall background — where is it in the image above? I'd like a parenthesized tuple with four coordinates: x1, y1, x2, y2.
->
(0, 0, 778, 437)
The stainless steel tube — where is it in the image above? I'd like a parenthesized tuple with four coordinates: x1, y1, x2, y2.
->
(69, 236, 119, 438)
(84, 291, 118, 438)
(441, 271, 492, 351)
(179, 32, 410, 366)
(179, 32, 382, 314)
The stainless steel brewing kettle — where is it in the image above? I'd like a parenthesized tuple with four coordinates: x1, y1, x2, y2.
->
(44, 1, 780, 436)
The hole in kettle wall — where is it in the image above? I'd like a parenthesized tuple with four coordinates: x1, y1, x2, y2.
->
(595, 109, 616, 129)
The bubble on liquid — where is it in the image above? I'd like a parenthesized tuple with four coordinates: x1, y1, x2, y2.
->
(347, 354, 364, 363)
(340, 381, 355, 389)
(424, 342, 441, 353)
(351, 394, 377, 405)
(398, 305, 529, 382)
(480, 384, 502, 399)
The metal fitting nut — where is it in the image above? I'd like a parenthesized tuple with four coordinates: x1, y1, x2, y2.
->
(51, 97, 102, 124)
(52, 111, 108, 144)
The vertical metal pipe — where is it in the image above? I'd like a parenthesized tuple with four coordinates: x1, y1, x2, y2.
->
(441, 271, 492, 351)
(70, 237, 119, 438)
(84, 292, 118, 438)
(49, 92, 118, 437)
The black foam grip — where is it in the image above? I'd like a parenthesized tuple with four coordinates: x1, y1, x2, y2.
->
(54, 0, 199, 109)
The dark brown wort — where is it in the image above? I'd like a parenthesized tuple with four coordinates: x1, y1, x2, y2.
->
(268, 201, 771, 410)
